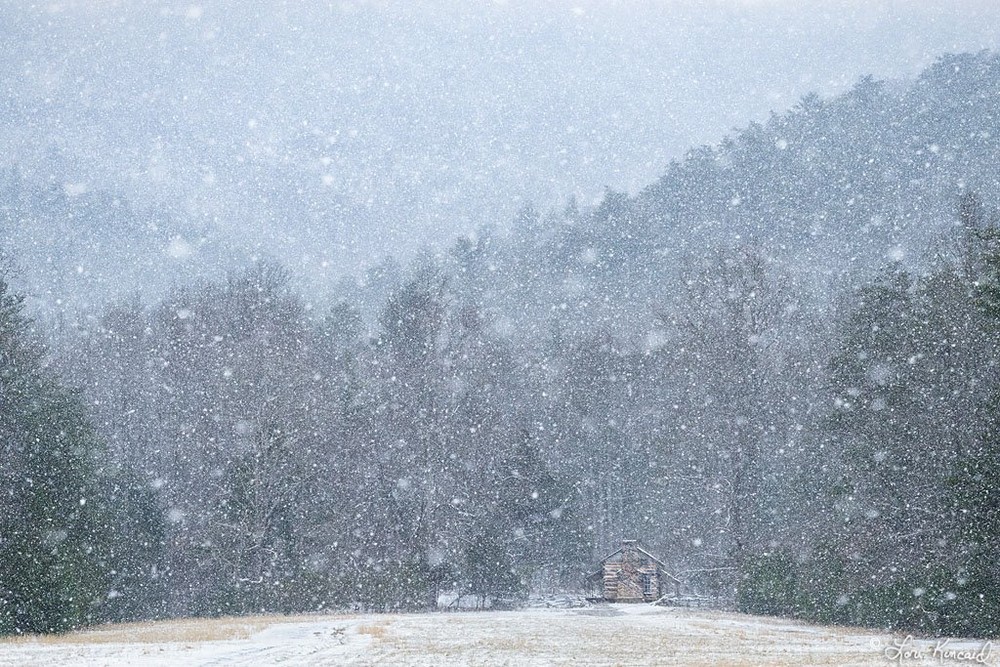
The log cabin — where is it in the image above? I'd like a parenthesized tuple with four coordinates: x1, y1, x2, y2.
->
(587, 539, 681, 602)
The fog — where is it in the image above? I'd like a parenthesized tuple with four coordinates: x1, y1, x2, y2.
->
(3, 1, 999, 286)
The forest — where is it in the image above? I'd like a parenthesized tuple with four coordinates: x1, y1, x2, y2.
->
(3, 50, 1000, 639)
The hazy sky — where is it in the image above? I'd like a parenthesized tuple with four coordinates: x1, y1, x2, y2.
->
(3, 0, 1000, 275)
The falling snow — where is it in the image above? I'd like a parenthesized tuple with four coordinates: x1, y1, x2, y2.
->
(2, 1, 1000, 660)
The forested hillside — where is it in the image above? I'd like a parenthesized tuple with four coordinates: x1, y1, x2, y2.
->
(3, 51, 1000, 637)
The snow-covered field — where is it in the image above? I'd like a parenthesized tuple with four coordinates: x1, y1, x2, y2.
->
(1, 603, 994, 666)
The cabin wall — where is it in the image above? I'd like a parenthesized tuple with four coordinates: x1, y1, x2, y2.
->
(602, 561, 661, 602)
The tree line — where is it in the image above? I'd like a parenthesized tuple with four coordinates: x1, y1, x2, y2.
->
(4, 192, 1000, 636)
(4, 50, 1000, 637)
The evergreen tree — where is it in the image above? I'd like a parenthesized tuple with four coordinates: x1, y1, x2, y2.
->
(0, 275, 148, 633)
(948, 196, 1000, 636)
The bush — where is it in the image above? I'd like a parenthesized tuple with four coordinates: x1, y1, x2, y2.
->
(737, 551, 799, 617)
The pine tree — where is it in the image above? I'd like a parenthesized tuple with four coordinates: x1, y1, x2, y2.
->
(948, 195, 1000, 636)
(0, 277, 107, 633)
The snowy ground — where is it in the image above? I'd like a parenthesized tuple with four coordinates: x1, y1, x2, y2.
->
(1, 603, 995, 666)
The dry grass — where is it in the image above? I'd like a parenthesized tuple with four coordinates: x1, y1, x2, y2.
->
(357, 622, 389, 639)
(474, 635, 535, 652)
(0, 613, 344, 646)
(364, 609, 897, 667)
